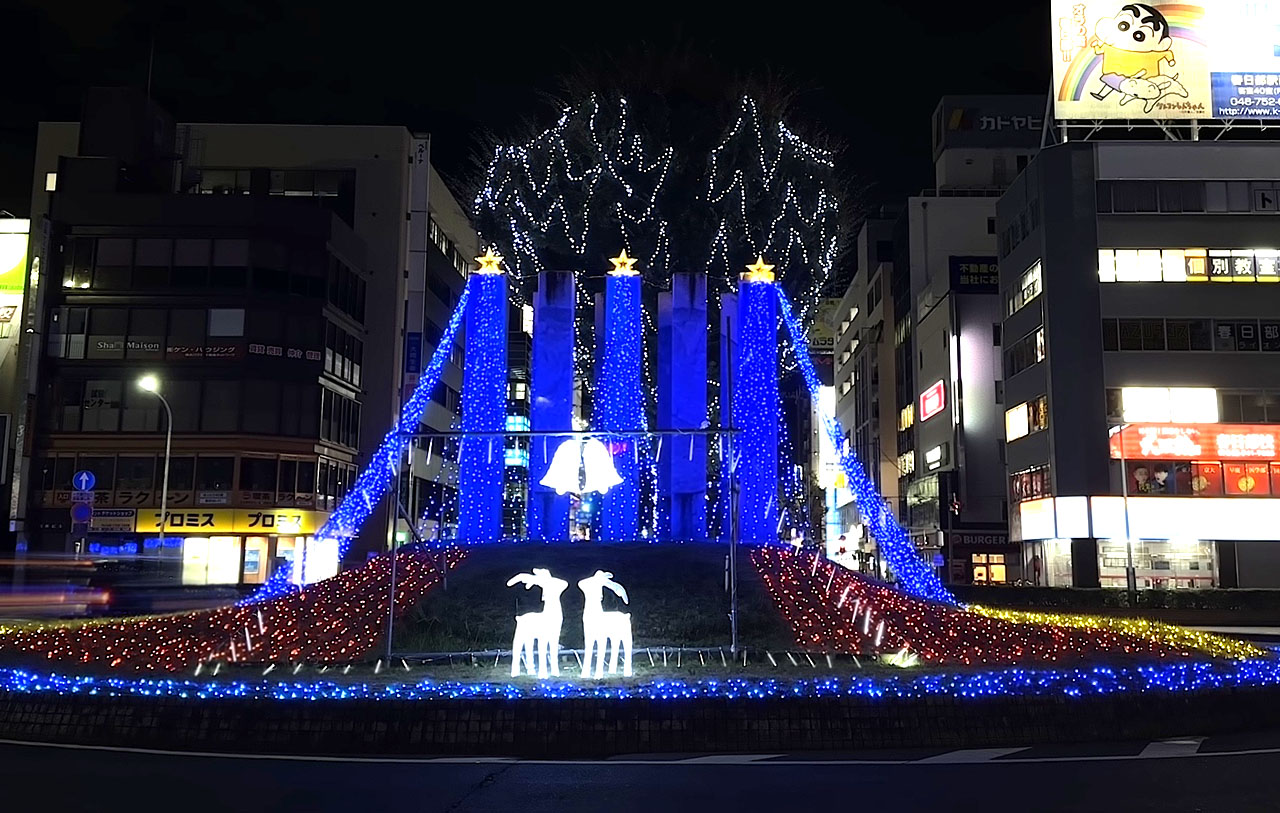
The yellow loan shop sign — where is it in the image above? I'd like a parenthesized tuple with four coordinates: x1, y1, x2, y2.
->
(133, 509, 328, 535)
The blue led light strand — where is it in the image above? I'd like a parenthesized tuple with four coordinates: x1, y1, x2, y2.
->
(597, 273, 643, 541)
(775, 288, 957, 605)
(3, 656, 1280, 702)
(458, 273, 508, 543)
(244, 283, 473, 603)
(735, 280, 781, 543)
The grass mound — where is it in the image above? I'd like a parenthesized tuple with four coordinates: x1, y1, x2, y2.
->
(393, 542, 794, 653)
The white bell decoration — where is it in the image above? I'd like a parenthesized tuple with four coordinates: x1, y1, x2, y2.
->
(539, 437, 623, 496)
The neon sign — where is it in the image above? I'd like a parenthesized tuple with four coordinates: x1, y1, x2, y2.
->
(919, 380, 946, 422)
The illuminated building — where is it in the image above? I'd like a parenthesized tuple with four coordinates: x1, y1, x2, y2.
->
(14, 88, 477, 580)
(834, 96, 1042, 585)
(0, 217, 31, 540)
(999, 139, 1280, 588)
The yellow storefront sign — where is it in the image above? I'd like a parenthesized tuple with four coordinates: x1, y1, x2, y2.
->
(127, 509, 329, 535)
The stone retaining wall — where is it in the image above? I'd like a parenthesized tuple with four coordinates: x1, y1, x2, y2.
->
(3, 686, 1280, 756)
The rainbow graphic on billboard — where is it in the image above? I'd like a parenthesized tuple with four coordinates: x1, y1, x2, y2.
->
(1052, 2, 1280, 120)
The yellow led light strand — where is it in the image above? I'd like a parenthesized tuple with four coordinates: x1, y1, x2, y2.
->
(966, 605, 1266, 661)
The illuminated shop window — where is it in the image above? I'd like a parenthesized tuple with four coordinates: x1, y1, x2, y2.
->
(1100, 248, 1280, 283)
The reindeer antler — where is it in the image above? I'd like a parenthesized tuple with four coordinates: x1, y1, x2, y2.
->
(506, 572, 538, 589)
(603, 576, 629, 605)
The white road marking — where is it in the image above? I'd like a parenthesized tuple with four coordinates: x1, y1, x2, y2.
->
(1138, 738, 1204, 758)
(918, 748, 1028, 763)
(679, 754, 784, 764)
(0, 736, 1271, 766)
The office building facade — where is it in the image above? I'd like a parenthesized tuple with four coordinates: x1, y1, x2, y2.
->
(999, 140, 1280, 589)
(14, 88, 476, 584)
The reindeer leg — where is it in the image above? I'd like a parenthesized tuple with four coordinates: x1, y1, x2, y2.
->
(622, 620, 633, 678)
(510, 627, 523, 677)
(607, 635, 619, 675)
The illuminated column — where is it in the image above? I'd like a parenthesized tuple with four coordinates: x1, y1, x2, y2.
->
(458, 250, 508, 543)
(527, 271, 575, 540)
(596, 251, 643, 542)
(658, 273, 707, 541)
(735, 257, 780, 544)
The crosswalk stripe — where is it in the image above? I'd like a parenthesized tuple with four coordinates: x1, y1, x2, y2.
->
(1138, 738, 1204, 758)
(680, 754, 784, 764)
(917, 747, 1029, 763)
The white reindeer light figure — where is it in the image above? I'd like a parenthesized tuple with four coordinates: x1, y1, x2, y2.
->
(507, 568, 569, 678)
(578, 570, 633, 678)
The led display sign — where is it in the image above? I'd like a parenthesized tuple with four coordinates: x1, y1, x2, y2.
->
(1109, 423, 1280, 461)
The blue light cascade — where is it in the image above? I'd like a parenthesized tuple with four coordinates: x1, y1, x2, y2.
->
(776, 288, 957, 605)
(458, 273, 508, 543)
(4, 656, 1280, 701)
(597, 274, 642, 541)
(245, 283, 473, 603)
(735, 280, 780, 543)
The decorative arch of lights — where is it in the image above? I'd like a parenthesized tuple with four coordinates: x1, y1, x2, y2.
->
(245, 250, 955, 607)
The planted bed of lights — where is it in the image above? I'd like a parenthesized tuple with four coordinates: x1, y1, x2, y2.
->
(751, 546, 1263, 666)
(0, 549, 463, 672)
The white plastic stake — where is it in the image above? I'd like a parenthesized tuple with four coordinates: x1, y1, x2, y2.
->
(837, 586, 851, 608)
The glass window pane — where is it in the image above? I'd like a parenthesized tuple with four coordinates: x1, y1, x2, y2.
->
(174, 238, 210, 267)
(196, 457, 235, 491)
(201, 381, 240, 432)
(1141, 319, 1165, 350)
(208, 308, 245, 337)
(1189, 319, 1213, 351)
(1166, 320, 1190, 351)
(1118, 320, 1143, 351)
(82, 379, 122, 431)
(76, 455, 116, 490)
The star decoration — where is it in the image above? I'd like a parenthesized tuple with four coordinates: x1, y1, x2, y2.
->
(474, 247, 505, 275)
(742, 255, 776, 283)
(608, 249, 639, 276)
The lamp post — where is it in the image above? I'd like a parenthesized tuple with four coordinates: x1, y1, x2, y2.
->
(1109, 422, 1138, 606)
(137, 375, 173, 547)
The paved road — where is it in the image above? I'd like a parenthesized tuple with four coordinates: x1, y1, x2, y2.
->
(2, 735, 1280, 812)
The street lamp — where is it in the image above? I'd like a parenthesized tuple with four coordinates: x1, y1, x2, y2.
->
(1108, 422, 1138, 607)
(137, 374, 173, 547)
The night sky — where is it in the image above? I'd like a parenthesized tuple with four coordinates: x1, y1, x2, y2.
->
(2, 1, 1049, 218)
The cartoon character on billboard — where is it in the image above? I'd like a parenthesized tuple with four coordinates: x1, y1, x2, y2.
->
(1088, 3, 1188, 113)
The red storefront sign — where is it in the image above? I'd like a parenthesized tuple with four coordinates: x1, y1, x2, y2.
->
(1109, 423, 1280, 461)
(919, 380, 946, 422)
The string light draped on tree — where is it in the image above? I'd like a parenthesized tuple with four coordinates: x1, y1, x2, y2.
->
(473, 95, 675, 285)
(704, 97, 841, 335)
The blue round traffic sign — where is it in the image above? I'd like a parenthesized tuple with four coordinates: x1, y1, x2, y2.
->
(72, 470, 96, 491)
(70, 502, 93, 523)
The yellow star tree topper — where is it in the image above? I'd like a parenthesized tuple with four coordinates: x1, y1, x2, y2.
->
(742, 255, 775, 282)
(475, 247, 505, 274)
(608, 249, 639, 276)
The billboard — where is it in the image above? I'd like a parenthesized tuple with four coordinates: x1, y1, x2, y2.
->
(807, 298, 843, 354)
(1053, 2, 1280, 120)
(931, 96, 1044, 159)
(0, 220, 27, 293)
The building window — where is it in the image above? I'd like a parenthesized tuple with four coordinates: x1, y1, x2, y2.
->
(1005, 395, 1049, 443)
(1006, 261, 1042, 316)
(1010, 464, 1052, 502)
(93, 238, 133, 290)
(196, 457, 235, 491)
(1099, 247, 1280, 283)
(201, 381, 241, 432)
(1004, 327, 1045, 379)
